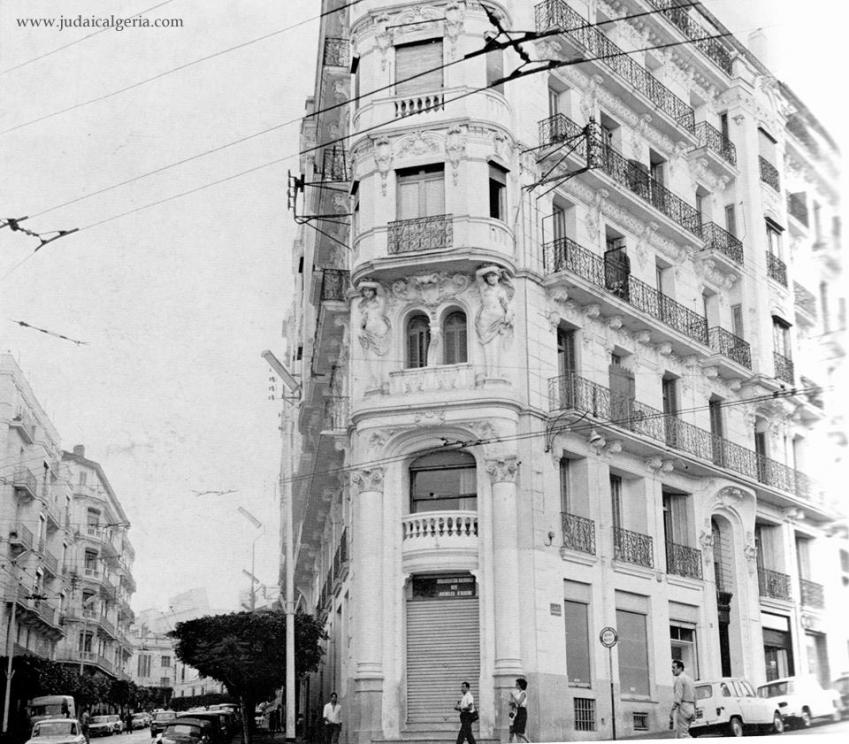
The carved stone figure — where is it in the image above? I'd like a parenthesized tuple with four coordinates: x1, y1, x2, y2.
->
(474, 266, 514, 377)
(357, 281, 391, 388)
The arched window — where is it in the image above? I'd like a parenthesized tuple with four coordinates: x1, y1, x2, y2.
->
(443, 311, 467, 364)
(407, 314, 430, 368)
(409, 450, 476, 513)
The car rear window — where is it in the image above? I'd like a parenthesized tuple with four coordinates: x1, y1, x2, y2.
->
(166, 725, 201, 737)
(758, 681, 789, 698)
(695, 684, 712, 700)
(93, 716, 110, 723)
(35, 722, 77, 737)
(156, 712, 177, 722)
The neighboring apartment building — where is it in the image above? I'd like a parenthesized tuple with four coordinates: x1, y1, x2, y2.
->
(280, 2, 846, 742)
(130, 628, 176, 691)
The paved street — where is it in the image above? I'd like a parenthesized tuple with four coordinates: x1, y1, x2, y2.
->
(621, 715, 849, 739)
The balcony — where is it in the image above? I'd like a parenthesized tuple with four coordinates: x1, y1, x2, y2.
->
(13, 466, 38, 499)
(759, 156, 781, 192)
(9, 524, 34, 552)
(691, 121, 737, 167)
(395, 91, 444, 119)
(100, 577, 118, 601)
(319, 268, 349, 302)
(766, 251, 788, 286)
(322, 37, 349, 68)
(646, 1, 733, 75)
(561, 512, 596, 555)
(388, 363, 476, 397)
(787, 192, 809, 227)
(700, 222, 744, 266)
(387, 213, 453, 254)
(799, 579, 825, 609)
(666, 542, 703, 579)
(794, 282, 817, 320)
(773, 352, 795, 385)
(10, 409, 36, 443)
(401, 511, 479, 570)
(98, 616, 117, 638)
(42, 549, 59, 577)
(708, 326, 752, 370)
(83, 567, 101, 581)
(543, 236, 708, 347)
(43, 499, 62, 531)
(548, 373, 815, 501)
(317, 146, 349, 183)
(332, 529, 349, 585)
(534, 1, 695, 137)
(614, 527, 654, 568)
(758, 567, 792, 601)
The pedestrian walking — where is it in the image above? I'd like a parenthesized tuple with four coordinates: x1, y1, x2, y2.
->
(125, 712, 133, 734)
(669, 660, 696, 738)
(454, 681, 476, 744)
(80, 710, 90, 744)
(508, 678, 529, 743)
(322, 693, 342, 744)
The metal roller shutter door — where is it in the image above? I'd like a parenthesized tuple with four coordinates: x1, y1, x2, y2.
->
(406, 598, 480, 723)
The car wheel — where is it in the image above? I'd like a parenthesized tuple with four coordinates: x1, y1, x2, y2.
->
(800, 709, 812, 728)
(772, 712, 784, 734)
(728, 716, 744, 737)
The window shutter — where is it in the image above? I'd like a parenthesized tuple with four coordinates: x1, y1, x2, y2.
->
(396, 39, 443, 96)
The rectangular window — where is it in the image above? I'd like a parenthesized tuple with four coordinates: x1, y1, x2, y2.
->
(395, 39, 443, 96)
(731, 304, 744, 338)
(766, 219, 783, 258)
(724, 204, 737, 236)
(617, 608, 650, 696)
(564, 600, 591, 686)
(397, 164, 445, 220)
(633, 713, 649, 731)
(670, 624, 699, 679)
(137, 654, 151, 677)
(489, 162, 507, 220)
(161, 655, 171, 667)
(719, 113, 730, 141)
(552, 203, 566, 242)
(610, 474, 622, 533)
(772, 316, 791, 359)
(820, 282, 830, 333)
(78, 472, 87, 486)
(548, 85, 559, 117)
(559, 458, 571, 513)
(486, 47, 503, 93)
(573, 698, 596, 731)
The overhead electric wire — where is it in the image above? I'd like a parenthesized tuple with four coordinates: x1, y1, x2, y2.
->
(0, 0, 365, 135)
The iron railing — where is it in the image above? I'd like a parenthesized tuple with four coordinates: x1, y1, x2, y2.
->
(322, 37, 350, 67)
(561, 512, 596, 554)
(534, 0, 695, 133)
(320, 269, 349, 302)
(646, 0, 733, 75)
(543, 235, 708, 345)
(787, 192, 809, 226)
(538, 112, 588, 151)
(708, 326, 752, 369)
(766, 251, 788, 286)
(548, 373, 813, 497)
(319, 146, 349, 182)
(759, 156, 781, 191)
(666, 541, 703, 579)
(758, 567, 792, 600)
(794, 282, 817, 317)
(387, 213, 453, 254)
(693, 121, 737, 166)
(774, 352, 794, 385)
(614, 527, 654, 568)
(10, 523, 34, 550)
(799, 579, 825, 608)
(42, 549, 59, 576)
(700, 221, 744, 265)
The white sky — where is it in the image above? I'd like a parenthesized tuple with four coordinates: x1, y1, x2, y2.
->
(0, 1, 845, 613)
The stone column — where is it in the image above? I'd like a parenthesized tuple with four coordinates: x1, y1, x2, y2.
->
(349, 467, 384, 744)
(486, 455, 523, 733)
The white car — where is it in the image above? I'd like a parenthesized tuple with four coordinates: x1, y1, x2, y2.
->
(26, 718, 86, 744)
(691, 677, 785, 737)
(756, 675, 842, 728)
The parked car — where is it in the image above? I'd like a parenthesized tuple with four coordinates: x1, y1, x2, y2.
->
(832, 673, 849, 717)
(172, 713, 226, 744)
(159, 719, 213, 744)
(131, 713, 150, 730)
(88, 716, 121, 738)
(690, 677, 785, 737)
(150, 711, 177, 739)
(757, 676, 842, 728)
(25, 719, 86, 744)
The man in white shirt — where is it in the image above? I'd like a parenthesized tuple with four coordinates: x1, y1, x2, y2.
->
(323, 692, 342, 744)
(670, 660, 696, 738)
(454, 681, 477, 744)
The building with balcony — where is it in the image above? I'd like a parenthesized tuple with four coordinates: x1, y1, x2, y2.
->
(54, 445, 136, 680)
(278, 2, 846, 742)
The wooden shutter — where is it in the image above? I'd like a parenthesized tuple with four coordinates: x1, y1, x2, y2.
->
(406, 597, 480, 723)
(396, 39, 443, 96)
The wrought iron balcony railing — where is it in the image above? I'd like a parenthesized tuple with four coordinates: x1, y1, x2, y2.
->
(614, 527, 654, 568)
(693, 121, 736, 166)
(794, 282, 817, 317)
(787, 192, 809, 226)
(774, 352, 794, 384)
(322, 37, 350, 67)
(799, 579, 824, 608)
(700, 222, 744, 265)
(538, 112, 588, 151)
(766, 251, 788, 286)
(758, 567, 792, 600)
(319, 146, 349, 182)
(543, 235, 708, 345)
(535, 0, 695, 133)
(666, 542, 703, 579)
(708, 326, 752, 369)
(561, 512, 596, 555)
(320, 269, 349, 302)
(388, 213, 453, 254)
(759, 155, 781, 191)
(646, 1, 733, 75)
(548, 373, 813, 498)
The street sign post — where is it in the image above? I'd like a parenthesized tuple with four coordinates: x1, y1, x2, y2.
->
(599, 627, 619, 740)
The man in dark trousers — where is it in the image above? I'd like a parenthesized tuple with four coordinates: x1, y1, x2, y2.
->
(454, 681, 476, 744)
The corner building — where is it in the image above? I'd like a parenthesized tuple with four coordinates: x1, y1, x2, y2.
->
(283, 1, 847, 741)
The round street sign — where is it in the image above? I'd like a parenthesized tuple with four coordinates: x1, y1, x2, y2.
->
(599, 626, 618, 648)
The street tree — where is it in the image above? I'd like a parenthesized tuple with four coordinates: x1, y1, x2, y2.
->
(169, 609, 325, 744)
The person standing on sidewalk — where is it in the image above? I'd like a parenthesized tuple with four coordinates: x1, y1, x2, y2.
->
(508, 678, 529, 743)
(669, 660, 696, 738)
(322, 692, 342, 744)
(454, 681, 476, 744)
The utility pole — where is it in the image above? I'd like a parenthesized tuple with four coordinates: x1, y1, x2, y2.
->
(237, 507, 263, 612)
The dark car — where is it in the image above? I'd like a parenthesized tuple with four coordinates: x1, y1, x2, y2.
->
(160, 720, 213, 744)
(150, 711, 177, 738)
(172, 714, 226, 744)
